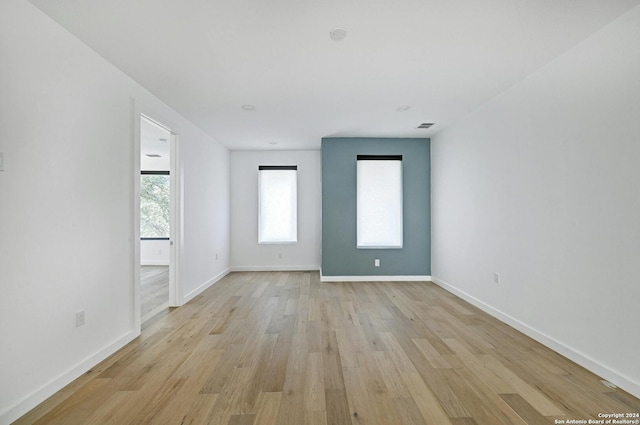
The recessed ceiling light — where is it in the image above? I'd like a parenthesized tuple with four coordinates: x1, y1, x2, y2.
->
(396, 105, 411, 112)
(145, 154, 162, 158)
(417, 123, 434, 129)
(268, 141, 278, 145)
(329, 27, 347, 41)
(241, 104, 256, 111)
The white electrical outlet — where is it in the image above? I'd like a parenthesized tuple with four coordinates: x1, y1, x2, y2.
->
(374, 259, 380, 267)
(493, 273, 500, 284)
(76, 311, 85, 327)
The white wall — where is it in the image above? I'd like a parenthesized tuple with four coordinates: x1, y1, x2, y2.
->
(0, 1, 230, 423)
(180, 129, 230, 300)
(431, 5, 640, 397)
(231, 151, 321, 271)
(140, 240, 170, 265)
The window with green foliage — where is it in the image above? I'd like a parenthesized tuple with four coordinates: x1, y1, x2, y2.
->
(140, 172, 170, 239)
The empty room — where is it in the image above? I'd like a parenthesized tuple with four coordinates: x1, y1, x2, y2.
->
(1, 1, 639, 424)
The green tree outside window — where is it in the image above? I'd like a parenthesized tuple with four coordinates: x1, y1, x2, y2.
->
(141, 174, 170, 238)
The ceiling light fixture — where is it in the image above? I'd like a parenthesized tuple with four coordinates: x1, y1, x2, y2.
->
(158, 138, 168, 143)
(241, 104, 256, 111)
(329, 27, 347, 41)
(396, 105, 411, 112)
(268, 141, 278, 145)
(145, 154, 162, 158)
(417, 123, 434, 129)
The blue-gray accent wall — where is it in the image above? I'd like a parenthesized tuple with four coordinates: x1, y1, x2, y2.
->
(321, 137, 431, 276)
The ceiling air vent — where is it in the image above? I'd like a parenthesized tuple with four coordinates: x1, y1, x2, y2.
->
(145, 154, 162, 158)
(417, 123, 434, 129)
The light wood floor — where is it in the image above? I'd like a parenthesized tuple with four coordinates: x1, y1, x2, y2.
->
(141, 265, 169, 324)
(15, 271, 639, 425)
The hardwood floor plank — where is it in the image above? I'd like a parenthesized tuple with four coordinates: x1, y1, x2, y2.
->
(407, 364, 470, 418)
(442, 338, 513, 394)
(412, 337, 452, 369)
(321, 331, 346, 390)
(450, 419, 480, 425)
(120, 376, 188, 424)
(325, 388, 352, 425)
(391, 397, 429, 425)
(334, 327, 360, 369)
(606, 390, 640, 411)
(140, 265, 169, 323)
(377, 332, 418, 373)
(481, 354, 565, 416)
(305, 410, 329, 425)
(275, 372, 306, 425)
(398, 338, 469, 418)
(14, 272, 640, 425)
(450, 365, 525, 425)
(342, 366, 378, 425)
(499, 393, 551, 425)
(227, 413, 256, 425)
(200, 343, 245, 394)
(253, 392, 282, 425)
(81, 391, 135, 425)
(30, 379, 117, 425)
(402, 372, 454, 425)
(372, 351, 411, 399)
(146, 381, 219, 425)
(261, 341, 291, 392)
(304, 352, 326, 412)
(238, 336, 278, 411)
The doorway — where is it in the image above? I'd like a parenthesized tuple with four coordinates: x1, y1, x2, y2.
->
(139, 115, 176, 323)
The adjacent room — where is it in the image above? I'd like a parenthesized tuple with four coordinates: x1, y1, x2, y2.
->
(1, 0, 639, 424)
(140, 116, 172, 323)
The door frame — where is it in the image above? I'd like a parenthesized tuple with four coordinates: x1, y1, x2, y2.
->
(133, 105, 183, 332)
(168, 129, 181, 307)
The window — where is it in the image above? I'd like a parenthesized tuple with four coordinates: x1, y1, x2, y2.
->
(357, 155, 403, 249)
(140, 171, 170, 239)
(259, 166, 297, 244)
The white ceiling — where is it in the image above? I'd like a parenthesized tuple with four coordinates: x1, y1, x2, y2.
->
(28, 0, 640, 150)
(141, 116, 171, 171)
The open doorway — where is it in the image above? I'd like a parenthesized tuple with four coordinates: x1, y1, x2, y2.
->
(140, 116, 173, 323)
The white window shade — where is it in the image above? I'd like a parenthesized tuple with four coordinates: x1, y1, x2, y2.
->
(357, 156, 403, 249)
(259, 166, 297, 244)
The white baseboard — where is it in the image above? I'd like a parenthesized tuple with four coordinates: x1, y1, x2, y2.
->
(320, 274, 432, 282)
(431, 276, 640, 399)
(0, 330, 139, 425)
(230, 265, 320, 272)
(140, 260, 169, 266)
(182, 268, 230, 304)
